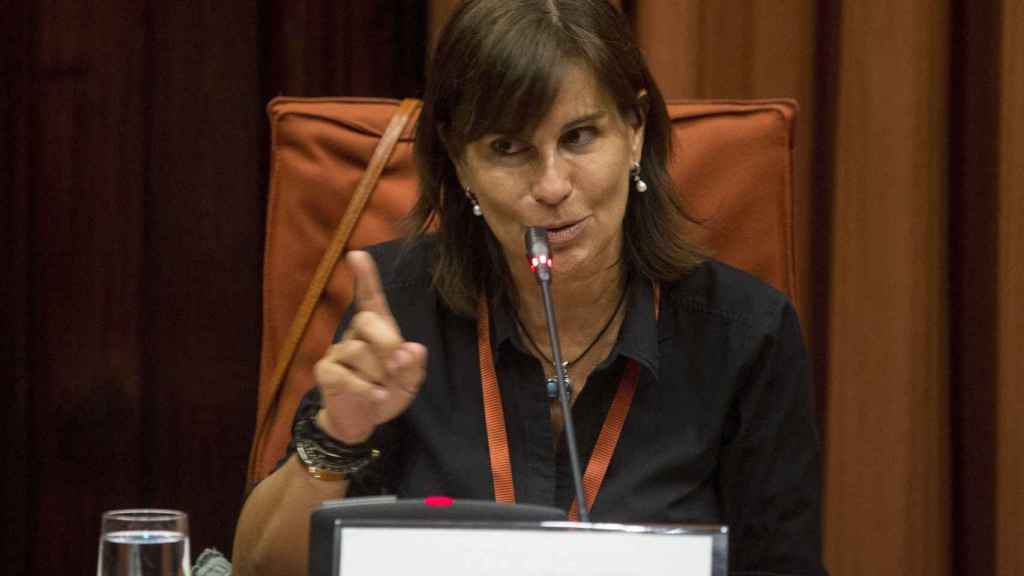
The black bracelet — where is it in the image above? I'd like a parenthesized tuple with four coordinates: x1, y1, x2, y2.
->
(292, 406, 379, 478)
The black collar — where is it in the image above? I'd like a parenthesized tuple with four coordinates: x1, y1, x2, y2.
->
(489, 272, 661, 383)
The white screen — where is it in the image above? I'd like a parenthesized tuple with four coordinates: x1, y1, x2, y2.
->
(337, 526, 715, 576)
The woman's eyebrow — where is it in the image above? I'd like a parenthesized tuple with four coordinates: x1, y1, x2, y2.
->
(562, 111, 606, 131)
(481, 111, 606, 142)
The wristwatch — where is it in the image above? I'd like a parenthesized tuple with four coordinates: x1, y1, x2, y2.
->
(292, 407, 380, 482)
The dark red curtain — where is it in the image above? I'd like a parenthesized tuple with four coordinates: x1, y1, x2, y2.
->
(2, 2, 424, 573)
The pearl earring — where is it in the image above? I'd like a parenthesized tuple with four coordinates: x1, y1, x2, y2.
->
(466, 188, 483, 216)
(630, 162, 648, 193)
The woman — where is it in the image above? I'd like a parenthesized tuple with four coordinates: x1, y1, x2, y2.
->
(234, 1, 826, 574)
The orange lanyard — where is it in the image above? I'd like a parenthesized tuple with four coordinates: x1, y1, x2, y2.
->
(476, 285, 659, 519)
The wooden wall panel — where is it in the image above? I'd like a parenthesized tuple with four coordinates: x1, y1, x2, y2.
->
(0, 0, 33, 572)
(633, 2, 700, 98)
(269, 0, 425, 97)
(997, 2, 1024, 573)
(28, 1, 148, 572)
(824, 2, 950, 574)
(949, 2, 1000, 574)
(144, 0, 263, 556)
(741, 2, 823, 409)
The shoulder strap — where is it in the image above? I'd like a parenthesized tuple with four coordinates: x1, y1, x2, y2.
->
(248, 98, 421, 485)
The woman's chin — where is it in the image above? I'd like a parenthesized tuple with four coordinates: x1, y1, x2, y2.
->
(549, 252, 597, 281)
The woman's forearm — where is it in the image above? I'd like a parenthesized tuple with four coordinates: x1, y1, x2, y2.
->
(232, 455, 349, 576)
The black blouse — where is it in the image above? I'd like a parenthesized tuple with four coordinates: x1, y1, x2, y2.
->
(286, 236, 827, 575)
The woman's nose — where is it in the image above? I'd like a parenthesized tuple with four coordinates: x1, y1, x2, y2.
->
(530, 155, 572, 206)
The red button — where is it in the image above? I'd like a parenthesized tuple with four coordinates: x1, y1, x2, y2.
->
(424, 496, 454, 507)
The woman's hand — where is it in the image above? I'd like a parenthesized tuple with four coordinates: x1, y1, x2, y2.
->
(312, 250, 428, 443)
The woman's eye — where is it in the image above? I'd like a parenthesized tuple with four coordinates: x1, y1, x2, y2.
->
(490, 138, 526, 156)
(562, 127, 597, 148)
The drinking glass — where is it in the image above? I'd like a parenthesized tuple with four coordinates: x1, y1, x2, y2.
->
(97, 509, 191, 576)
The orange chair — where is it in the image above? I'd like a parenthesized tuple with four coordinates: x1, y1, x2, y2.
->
(247, 97, 799, 486)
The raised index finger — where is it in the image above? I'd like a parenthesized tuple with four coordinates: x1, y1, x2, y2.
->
(347, 250, 393, 319)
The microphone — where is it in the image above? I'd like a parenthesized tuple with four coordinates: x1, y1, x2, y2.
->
(525, 227, 552, 282)
(523, 227, 590, 522)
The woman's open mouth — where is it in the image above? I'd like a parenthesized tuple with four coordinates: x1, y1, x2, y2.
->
(545, 218, 587, 246)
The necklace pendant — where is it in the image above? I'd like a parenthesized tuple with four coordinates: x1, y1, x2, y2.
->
(546, 374, 572, 400)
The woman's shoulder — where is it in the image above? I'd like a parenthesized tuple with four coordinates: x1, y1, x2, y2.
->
(664, 258, 797, 333)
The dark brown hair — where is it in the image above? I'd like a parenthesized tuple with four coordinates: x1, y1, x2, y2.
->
(411, 0, 703, 317)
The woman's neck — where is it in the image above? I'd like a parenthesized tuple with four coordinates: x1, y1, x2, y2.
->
(511, 256, 627, 364)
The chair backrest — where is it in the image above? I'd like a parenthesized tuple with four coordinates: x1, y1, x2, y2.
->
(248, 97, 799, 485)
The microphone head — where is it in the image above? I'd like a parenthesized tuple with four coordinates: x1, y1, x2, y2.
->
(524, 227, 552, 274)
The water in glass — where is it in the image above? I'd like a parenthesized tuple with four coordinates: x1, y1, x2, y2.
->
(97, 510, 190, 576)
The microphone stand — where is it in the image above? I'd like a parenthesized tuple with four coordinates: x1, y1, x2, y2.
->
(524, 227, 590, 523)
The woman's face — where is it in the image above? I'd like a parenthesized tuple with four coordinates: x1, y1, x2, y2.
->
(452, 63, 645, 284)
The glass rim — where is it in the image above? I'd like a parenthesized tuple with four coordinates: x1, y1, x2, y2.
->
(102, 509, 187, 522)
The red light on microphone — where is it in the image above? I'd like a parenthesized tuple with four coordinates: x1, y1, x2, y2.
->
(424, 496, 454, 507)
(529, 255, 551, 272)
